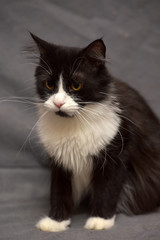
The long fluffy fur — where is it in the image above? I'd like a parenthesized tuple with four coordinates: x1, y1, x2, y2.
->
(29, 33, 160, 231)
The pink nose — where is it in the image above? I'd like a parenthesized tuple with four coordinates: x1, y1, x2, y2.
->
(54, 101, 64, 108)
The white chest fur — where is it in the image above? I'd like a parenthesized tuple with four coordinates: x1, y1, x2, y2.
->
(37, 102, 121, 203)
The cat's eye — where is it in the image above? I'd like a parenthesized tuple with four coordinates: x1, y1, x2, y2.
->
(71, 82, 82, 91)
(45, 80, 54, 90)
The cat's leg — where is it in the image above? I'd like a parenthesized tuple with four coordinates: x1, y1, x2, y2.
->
(85, 157, 126, 230)
(36, 162, 73, 232)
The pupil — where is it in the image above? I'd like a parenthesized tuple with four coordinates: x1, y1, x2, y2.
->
(74, 83, 79, 89)
(48, 80, 53, 87)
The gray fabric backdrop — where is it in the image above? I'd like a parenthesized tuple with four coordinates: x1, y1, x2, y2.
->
(0, 0, 160, 239)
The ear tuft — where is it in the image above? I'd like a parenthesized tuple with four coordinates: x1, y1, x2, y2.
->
(85, 39, 106, 60)
(29, 32, 50, 55)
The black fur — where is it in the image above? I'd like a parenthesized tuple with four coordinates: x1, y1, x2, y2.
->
(30, 33, 160, 223)
(49, 161, 73, 221)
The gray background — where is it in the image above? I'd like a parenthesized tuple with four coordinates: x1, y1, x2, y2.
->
(0, 0, 160, 239)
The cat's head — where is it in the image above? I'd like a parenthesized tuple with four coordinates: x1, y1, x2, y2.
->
(30, 33, 111, 117)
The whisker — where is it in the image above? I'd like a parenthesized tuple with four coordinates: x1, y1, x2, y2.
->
(24, 105, 40, 111)
(21, 62, 51, 75)
(0, 96, 43, 101)
(39, 56, 52, 75)
(0, 99, 43, 106)
(18, 86, 36, 93)
(81, 107, 103, 118)
(106, 152, 117, 165)
(99, 92, 111, 96)
(119, 115, 138, 128)
(78, 111, 96, 130)
(80, 109, 100, 123)
(101, 147, 108, 171)
(70, 56, 85, 76)
(75, 112, 84, 128)
(0, 96, 44, 105)
(120, 125, 136, 136)
(16, 111, 49, 158)
(22, 51, 52, 74)
(75, 111, 91, 129)
(78, 101, 106, 108)
(118, 130, 124, 156)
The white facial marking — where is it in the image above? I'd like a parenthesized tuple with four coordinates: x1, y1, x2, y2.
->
(84, 215, 115, 230)
(44, 74, 79, 116)
(36, 217, 70, 232)
(53, 77, 66, 107)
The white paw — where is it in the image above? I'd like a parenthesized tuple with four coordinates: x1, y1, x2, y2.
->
(36, 217, 71, 232)
(84, 215, 115, 230)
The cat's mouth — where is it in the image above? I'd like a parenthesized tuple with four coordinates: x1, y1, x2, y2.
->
(55, 110, 73, 118)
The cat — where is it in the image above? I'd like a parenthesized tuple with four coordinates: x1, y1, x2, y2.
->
(29, 33, 160, 232)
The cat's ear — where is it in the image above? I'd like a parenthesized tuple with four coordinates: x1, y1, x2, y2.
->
(84, 39, 106, 60)
(29, 32, 51, 55)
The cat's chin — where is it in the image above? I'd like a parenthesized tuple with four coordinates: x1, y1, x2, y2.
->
(55, 111, 74, 118)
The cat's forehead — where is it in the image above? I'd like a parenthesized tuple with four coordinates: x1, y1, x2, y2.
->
(49, 46, 81, 67)
(47, 47, 86, 78)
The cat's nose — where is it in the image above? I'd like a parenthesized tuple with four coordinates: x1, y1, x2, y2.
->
(54, 101, 65, 108)
(54, 93, 66, 108)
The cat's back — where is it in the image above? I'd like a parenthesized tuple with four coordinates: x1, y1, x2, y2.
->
(113, 79, 160, 214)
(113, 79, 160, 129)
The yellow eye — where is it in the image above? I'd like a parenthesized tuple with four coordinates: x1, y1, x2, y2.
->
(71, 82, 82, 91)
(45, 80, 54, 90)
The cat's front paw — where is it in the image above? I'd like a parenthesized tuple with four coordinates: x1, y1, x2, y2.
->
(36, 217, 71, 232)
(84, 216, 115, 230)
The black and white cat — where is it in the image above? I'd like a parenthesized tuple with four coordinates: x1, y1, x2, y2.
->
(29, 33, 160, 232)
